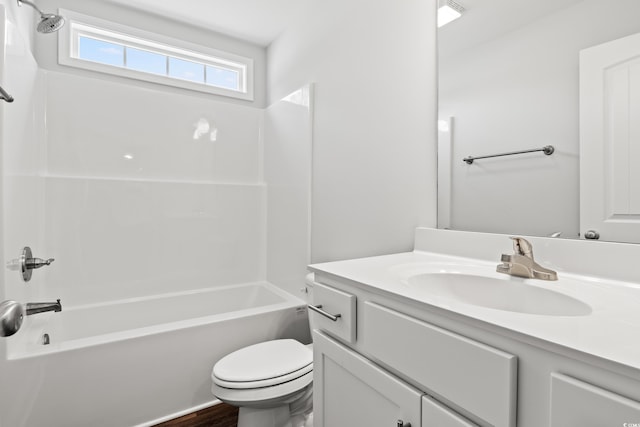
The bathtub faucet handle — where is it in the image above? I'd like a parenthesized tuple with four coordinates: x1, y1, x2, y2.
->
(27, 257, 55, 269)
(20, 246, 55, 282)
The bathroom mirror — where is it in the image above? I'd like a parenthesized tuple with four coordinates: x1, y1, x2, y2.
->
(437, 0, 640, 242)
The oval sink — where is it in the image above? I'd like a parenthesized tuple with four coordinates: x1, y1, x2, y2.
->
(407, 273, 592, 316)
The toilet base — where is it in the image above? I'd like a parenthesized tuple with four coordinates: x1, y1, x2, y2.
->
(235, 384, 313, 427)
(237, 406, 313, 427)
(238, 405, 292, 427)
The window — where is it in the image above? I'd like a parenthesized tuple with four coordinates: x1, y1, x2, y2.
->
(58, 10, 253, 100)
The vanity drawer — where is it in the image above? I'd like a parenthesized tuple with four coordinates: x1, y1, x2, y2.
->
(361, 302, 517, 427)
(310, 281, 356, 343)
(550, 373, 640, 427)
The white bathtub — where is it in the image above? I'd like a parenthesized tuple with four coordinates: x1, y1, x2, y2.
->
(4, 282, 309, 427)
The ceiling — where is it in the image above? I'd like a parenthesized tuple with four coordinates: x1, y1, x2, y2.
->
(439, 0, 586, 55)
(100, 0, 587, 52)
(102, 0, 312, 46)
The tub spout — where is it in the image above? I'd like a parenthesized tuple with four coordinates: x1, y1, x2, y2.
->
(26, 299, 62, 316)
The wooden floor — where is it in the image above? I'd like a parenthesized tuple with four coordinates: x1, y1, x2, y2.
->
(154, 403, 238, 427)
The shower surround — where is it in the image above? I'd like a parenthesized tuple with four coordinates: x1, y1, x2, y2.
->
(0, 2, 311, 424)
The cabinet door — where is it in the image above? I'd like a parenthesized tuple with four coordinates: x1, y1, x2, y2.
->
(550, 373, 640, 427)
(423, 396, 479, 427)
(313, 330, 422, 427)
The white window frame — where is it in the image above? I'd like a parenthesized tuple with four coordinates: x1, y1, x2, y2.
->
(58, 9, 254, 101)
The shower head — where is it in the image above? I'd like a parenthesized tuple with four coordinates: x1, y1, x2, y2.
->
(36, 13, 65, 33)
(17, 0, 65, 33)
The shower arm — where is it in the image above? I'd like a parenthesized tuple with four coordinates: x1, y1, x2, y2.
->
(17, 0, 46, 16)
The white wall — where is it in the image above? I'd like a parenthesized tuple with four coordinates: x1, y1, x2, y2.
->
(0, 2, 45, 426)
(4, 0, 34, 52)
(0, 0, 44, 308)
(37, 70, 265, 307)
(268, 0, 438, 263)
(264, 85, 313, 297)
(439, 0, 640, 238)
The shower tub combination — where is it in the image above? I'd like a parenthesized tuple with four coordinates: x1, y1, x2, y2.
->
(5, 281, 309, 427)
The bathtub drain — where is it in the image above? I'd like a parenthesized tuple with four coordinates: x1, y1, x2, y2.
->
(42, 333, 50, 345)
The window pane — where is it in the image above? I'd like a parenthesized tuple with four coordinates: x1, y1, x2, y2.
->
(68, 19, 252, 99)
(206, 66, 240, 91)
(126, 47, 166, 75)
(168, 57, 204, 83)
(78, 36, 124, 67)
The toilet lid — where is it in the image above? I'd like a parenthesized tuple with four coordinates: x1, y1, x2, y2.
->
(213, 339, 312, 384)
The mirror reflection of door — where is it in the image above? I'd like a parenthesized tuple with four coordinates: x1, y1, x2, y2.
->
(580, 32, 640, 243)
(438, 0, 640, 241)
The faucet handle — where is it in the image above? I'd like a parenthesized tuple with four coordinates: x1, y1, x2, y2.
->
(509, 236, 534, 259)
(19, 247, 55, 282)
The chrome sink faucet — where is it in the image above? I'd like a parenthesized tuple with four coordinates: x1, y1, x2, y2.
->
(497, 237, 558, 281)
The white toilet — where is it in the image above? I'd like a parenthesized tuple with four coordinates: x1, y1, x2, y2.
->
(211, 277, 315, 427)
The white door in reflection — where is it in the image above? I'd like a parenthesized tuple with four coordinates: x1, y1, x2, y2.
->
(580, 31, 640, 243)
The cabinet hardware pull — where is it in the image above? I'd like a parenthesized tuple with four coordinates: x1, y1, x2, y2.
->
(307, 304, 341, 322)
(584, 230, 600, 240)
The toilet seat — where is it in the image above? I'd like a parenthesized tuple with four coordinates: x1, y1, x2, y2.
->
(212, 370, 313, 407)
(212, 339, 313, 389)
(214, 363, 313, 389)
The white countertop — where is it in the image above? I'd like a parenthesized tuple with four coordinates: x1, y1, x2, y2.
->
(309, 250, 640, 373)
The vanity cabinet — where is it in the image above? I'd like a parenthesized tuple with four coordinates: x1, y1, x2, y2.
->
(310, 273, 640, 427)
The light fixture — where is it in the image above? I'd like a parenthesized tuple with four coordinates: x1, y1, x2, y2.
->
(438, 0, 465, 28)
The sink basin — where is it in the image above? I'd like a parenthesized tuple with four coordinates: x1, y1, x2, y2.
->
(407, 273, 592, 316)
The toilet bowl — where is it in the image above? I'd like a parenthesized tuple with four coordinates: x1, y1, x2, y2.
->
(211, 339, 313, 427)
(211, 275, 316, 427)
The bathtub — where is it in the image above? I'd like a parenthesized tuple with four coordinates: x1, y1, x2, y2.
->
(3, 282, 309, 427)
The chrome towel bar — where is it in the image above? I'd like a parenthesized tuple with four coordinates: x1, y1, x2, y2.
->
(463, 145, 554, 164)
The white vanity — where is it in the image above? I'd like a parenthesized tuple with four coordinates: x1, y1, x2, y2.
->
(308, 228, 640, 427)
